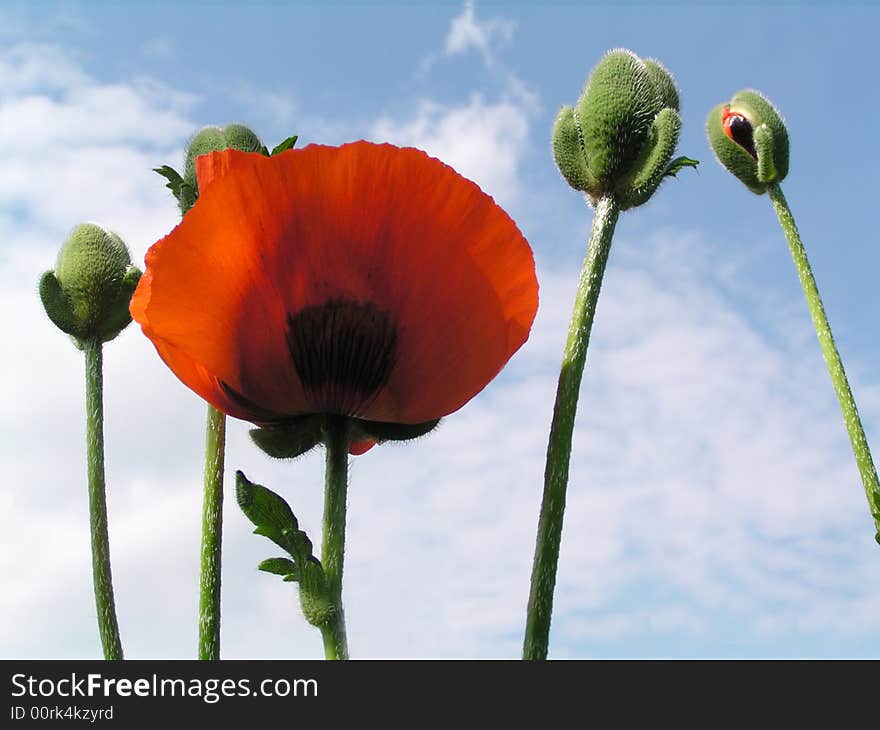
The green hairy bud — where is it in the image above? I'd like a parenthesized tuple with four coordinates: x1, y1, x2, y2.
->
(39, 223, 141, 346)
(706, 89, 789, 194)
(552, 49, 697, 210)
(155, 123, 265, 215)
(183, 123, 263, 195)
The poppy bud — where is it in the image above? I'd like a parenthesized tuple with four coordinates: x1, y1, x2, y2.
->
(706, 89, 789, 194)
(39, 223, 141, 346)
(552, 49, 696, 210)
(183, 123, 264, 197)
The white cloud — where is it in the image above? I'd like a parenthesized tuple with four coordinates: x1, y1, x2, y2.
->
(372, 3, 537, 207)
(444, 1, 516, 68)
(0, 42, 194, 253)
(371, 94, 529, 206)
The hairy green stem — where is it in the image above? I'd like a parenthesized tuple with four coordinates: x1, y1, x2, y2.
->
(768, 183, 880, 542)
(320, 416, 350, 660)
(84, 339, 124, 660)
(524, 195, 620, 660)
(198, 405, 226, 660)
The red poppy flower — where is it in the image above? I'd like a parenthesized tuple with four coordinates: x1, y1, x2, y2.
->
(131, 141, 538, 450)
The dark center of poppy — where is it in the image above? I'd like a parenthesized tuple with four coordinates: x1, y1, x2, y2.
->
(723, 108, 757, 159)
(285, 298, 398, 416)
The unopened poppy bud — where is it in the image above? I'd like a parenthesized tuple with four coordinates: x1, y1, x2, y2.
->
(39, 223, 141, 346)
(552, 49, 696, 209)
(183, 123, 264, 196)
(707, 89, 789, 194)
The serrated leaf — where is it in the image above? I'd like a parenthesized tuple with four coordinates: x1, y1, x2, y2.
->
(271, 135, 298, 156)
(236, 470, 298, 535)
(154, 165, 186, 197)
(664, 156, 700, 178)
(236, 470, 321, 568)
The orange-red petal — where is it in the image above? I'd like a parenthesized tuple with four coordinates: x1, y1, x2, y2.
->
(131, 142, 538, 425)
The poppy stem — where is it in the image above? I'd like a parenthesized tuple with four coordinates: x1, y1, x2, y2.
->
(524, 194, 620, 660)
(198, 405, 226, 660)
(320, 415, 351, 660)
(767, 183, 880, 543)
(83, 339, 124, 660)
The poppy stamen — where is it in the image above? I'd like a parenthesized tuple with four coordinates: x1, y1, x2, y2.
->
(286, 299, 398, 417)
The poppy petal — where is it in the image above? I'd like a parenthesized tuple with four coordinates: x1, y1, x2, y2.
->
(131, 151, 309, 420)
(132, 142, 537, 426)
(348, 440, 376, 456)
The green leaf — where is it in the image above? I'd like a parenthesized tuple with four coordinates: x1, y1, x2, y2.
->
(271, 135, 298, 155)
(236, 470, 320, 566)
(236, 472, 297, 533)
(237, 471, 333, 625)
(154, 165, 185, 197)
(259, 145, 270, 157)
(259, 557, 300, 582)
(664, 156, 700, 178)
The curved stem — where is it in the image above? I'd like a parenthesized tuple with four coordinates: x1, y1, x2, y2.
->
(84, 339, 124, 660)
(768, 183, 880, 542)
(198, 405, 226, 660)
(319, 415, 351, 660)
(524, 195, 620, 660)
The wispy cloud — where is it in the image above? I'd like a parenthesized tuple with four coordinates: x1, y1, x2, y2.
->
(371, 94, 528, 207)
(373, 2, 537, 206)
(444, 0, 516, 68)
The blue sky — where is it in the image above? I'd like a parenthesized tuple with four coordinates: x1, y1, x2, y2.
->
(2, 1, 879, 658)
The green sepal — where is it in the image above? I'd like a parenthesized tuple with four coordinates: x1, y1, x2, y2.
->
(39, 270, 81, 337)
(576, 50, 662, 187)
(643, 59, 679, 112)
(95, 265, 142, 343)
(615, 107, 684, 210)
(352, 418, 441, 443)
(250, 415, 323, 459)
(754, 124, 777, 183)
(551, 106, 598, 196)
(271, 135, 298, 155)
